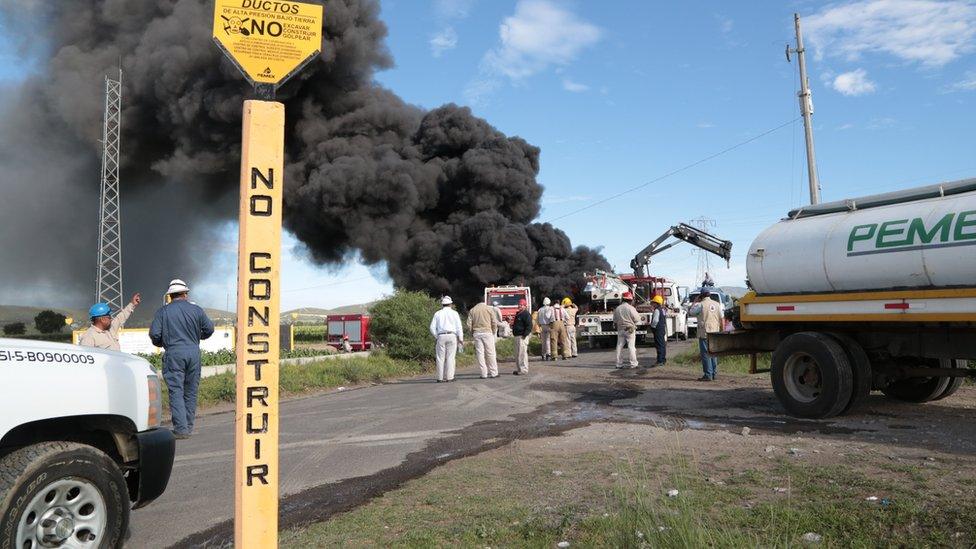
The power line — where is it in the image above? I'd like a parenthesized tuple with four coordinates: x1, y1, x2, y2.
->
(544, 117, 801, 223)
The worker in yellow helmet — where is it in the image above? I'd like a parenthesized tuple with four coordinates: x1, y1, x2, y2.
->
(561, 297, 579, 358)
(650, 294, 667, 367)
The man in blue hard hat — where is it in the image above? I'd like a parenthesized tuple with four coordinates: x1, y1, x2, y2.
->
(150, 279, 214, 439)
(78, 293, 141, 351)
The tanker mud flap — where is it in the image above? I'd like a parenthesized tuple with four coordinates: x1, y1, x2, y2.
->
(131, 428, 176, 508)
(707, 330, 781, 355)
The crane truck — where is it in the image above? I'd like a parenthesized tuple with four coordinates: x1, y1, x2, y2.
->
(711, 178, 976, 419)
(578, 223, 733, 346)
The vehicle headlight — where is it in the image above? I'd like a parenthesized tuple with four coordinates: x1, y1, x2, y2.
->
(147, 375, 162, 428)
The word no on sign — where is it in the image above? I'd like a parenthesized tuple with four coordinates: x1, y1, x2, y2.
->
(213, 0, 323, 90)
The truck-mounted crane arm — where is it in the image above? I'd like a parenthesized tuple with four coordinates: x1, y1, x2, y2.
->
(630, 223, 733, 277)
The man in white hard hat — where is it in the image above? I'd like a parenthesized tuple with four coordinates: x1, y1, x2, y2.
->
(537, 297, 553, 360)
(149, 279, 215, 439)
(467, 299, 499, 379)
(613, 291, 641, 369)
(429, 296, 464, 382)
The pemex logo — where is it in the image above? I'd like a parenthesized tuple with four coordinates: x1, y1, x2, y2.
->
(847, 210, 976, 256)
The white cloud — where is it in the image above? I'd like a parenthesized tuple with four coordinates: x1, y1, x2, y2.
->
(483, 0, 602, 80)
(434, 0, 476, 20)
(947, 71, 976, 91)
(805, 0, 976, 67)
(837, 122, 855, 130)
(832, 68, 877, 95)
(562, 78, 589, 92)
(696, 122, 715, 129)
(429, 27, 458, 57)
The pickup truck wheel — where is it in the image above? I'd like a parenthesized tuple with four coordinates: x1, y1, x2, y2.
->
(0, 442, 127, 549)
(771, 332, 854, 419)
(827, 333, 873, 414)
(931, 359, 967, 401)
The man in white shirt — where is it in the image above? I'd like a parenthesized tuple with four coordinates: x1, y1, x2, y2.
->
(537, 297, 553, 360)
(429, 296, 464, 382)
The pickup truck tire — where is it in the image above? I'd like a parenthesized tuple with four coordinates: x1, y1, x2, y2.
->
(0, 442, 128, 549)
(881, 358, 952, 403)
(771, 332, 854, 419)
(827, 333, 873, 414)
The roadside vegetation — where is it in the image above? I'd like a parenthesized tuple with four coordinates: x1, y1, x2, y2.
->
(158, 290, 523, 409)
(670, 347, 771, 375)
(281, 438, 975, 548)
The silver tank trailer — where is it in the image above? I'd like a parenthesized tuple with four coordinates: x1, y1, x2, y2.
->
(747, 179, 976, 295)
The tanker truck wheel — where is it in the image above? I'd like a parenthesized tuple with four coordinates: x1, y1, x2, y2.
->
(881, 358, 954, 403)
(826, 333, 873, 414)
(932, 359, 968, 401)
(771, 332, 854, 419)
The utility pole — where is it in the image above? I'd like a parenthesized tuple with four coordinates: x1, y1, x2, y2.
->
(787, 13, 821, 205)
(95, 69, 124, 311)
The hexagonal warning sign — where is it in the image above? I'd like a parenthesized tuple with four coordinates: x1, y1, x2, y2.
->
(213, 0, 323, 89)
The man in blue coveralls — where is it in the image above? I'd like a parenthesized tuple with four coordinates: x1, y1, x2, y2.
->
(150, 279, 214, 439)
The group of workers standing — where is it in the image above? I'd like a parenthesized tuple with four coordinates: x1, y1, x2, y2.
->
(535, 297, 579, 360)
(79, 279, 214, 439)
(429, 289, 723, 383)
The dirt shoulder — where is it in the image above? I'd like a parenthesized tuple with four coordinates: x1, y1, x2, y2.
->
(278, 347, 976, 547)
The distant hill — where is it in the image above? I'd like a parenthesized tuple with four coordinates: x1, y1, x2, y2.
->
(0, 305, 88, 334)
(282, 302, 375, 323)
(2, 300, 374, 331)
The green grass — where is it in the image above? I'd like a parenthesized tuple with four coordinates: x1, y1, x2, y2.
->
(160, 338, 518, 410)
(139, 347, 333, 369)
(163, 352, 434, 409)
(281, 445, 976, 548)
(293, 324, 327, 342)
(670, 348, 771, 375)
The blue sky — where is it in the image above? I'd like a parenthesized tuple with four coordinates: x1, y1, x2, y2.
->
(5, 0, 976, 310)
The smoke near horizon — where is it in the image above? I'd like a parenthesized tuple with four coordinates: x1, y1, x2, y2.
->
(0, 0, 608, 308)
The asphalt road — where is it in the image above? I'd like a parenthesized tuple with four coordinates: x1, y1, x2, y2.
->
(131, 341, 976, 547)
(130, 353, 584, 547)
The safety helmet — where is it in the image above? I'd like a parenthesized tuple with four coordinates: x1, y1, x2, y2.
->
(518, 299, 527, 307)
(441, 296, 453, 305)
(492, 300, 499, 306)
(561, 297, 572, 306)
(543, 297, 551, 306)
(167, 279, 190, 295)
(652, 295, 664, 306)
(622, 291, 633, 301)
(89, 303, 111, 319)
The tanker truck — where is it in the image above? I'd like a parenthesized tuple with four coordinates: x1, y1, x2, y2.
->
(711, 178, 976, 419)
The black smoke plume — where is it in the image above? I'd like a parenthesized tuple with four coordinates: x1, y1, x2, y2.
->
(0, 0, 608, 307)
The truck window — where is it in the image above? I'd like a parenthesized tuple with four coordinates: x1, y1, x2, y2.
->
(487, 294, 524, 307)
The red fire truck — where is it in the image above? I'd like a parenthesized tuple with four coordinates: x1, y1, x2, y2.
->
(484, 286, 532, 326)
(326, 313, 372, 351)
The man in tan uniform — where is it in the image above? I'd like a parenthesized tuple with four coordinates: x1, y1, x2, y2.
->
(561, 297, 579, 358)
(689, 291, 722, 381)
(78, 293, 142, 351)
(613, 291, 641, 369)
(548, 303, 570, 360)
(467, 301, 499, 378)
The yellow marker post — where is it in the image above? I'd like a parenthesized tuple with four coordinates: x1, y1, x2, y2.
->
(213, 2, 322, 545)
(234, 100, 284, 548)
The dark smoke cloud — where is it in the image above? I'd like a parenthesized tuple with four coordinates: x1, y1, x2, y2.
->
(0, 0, 608, 308)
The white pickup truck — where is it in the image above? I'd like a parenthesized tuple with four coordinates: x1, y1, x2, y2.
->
(0, 338, 175, 548)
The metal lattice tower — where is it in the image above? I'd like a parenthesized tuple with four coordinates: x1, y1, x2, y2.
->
(95, 70, 124, 311)
(689, 216, 716, 286)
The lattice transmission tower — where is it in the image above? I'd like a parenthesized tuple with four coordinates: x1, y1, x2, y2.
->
(95, 70, 124, 311)
(688, 216, 716, 286)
